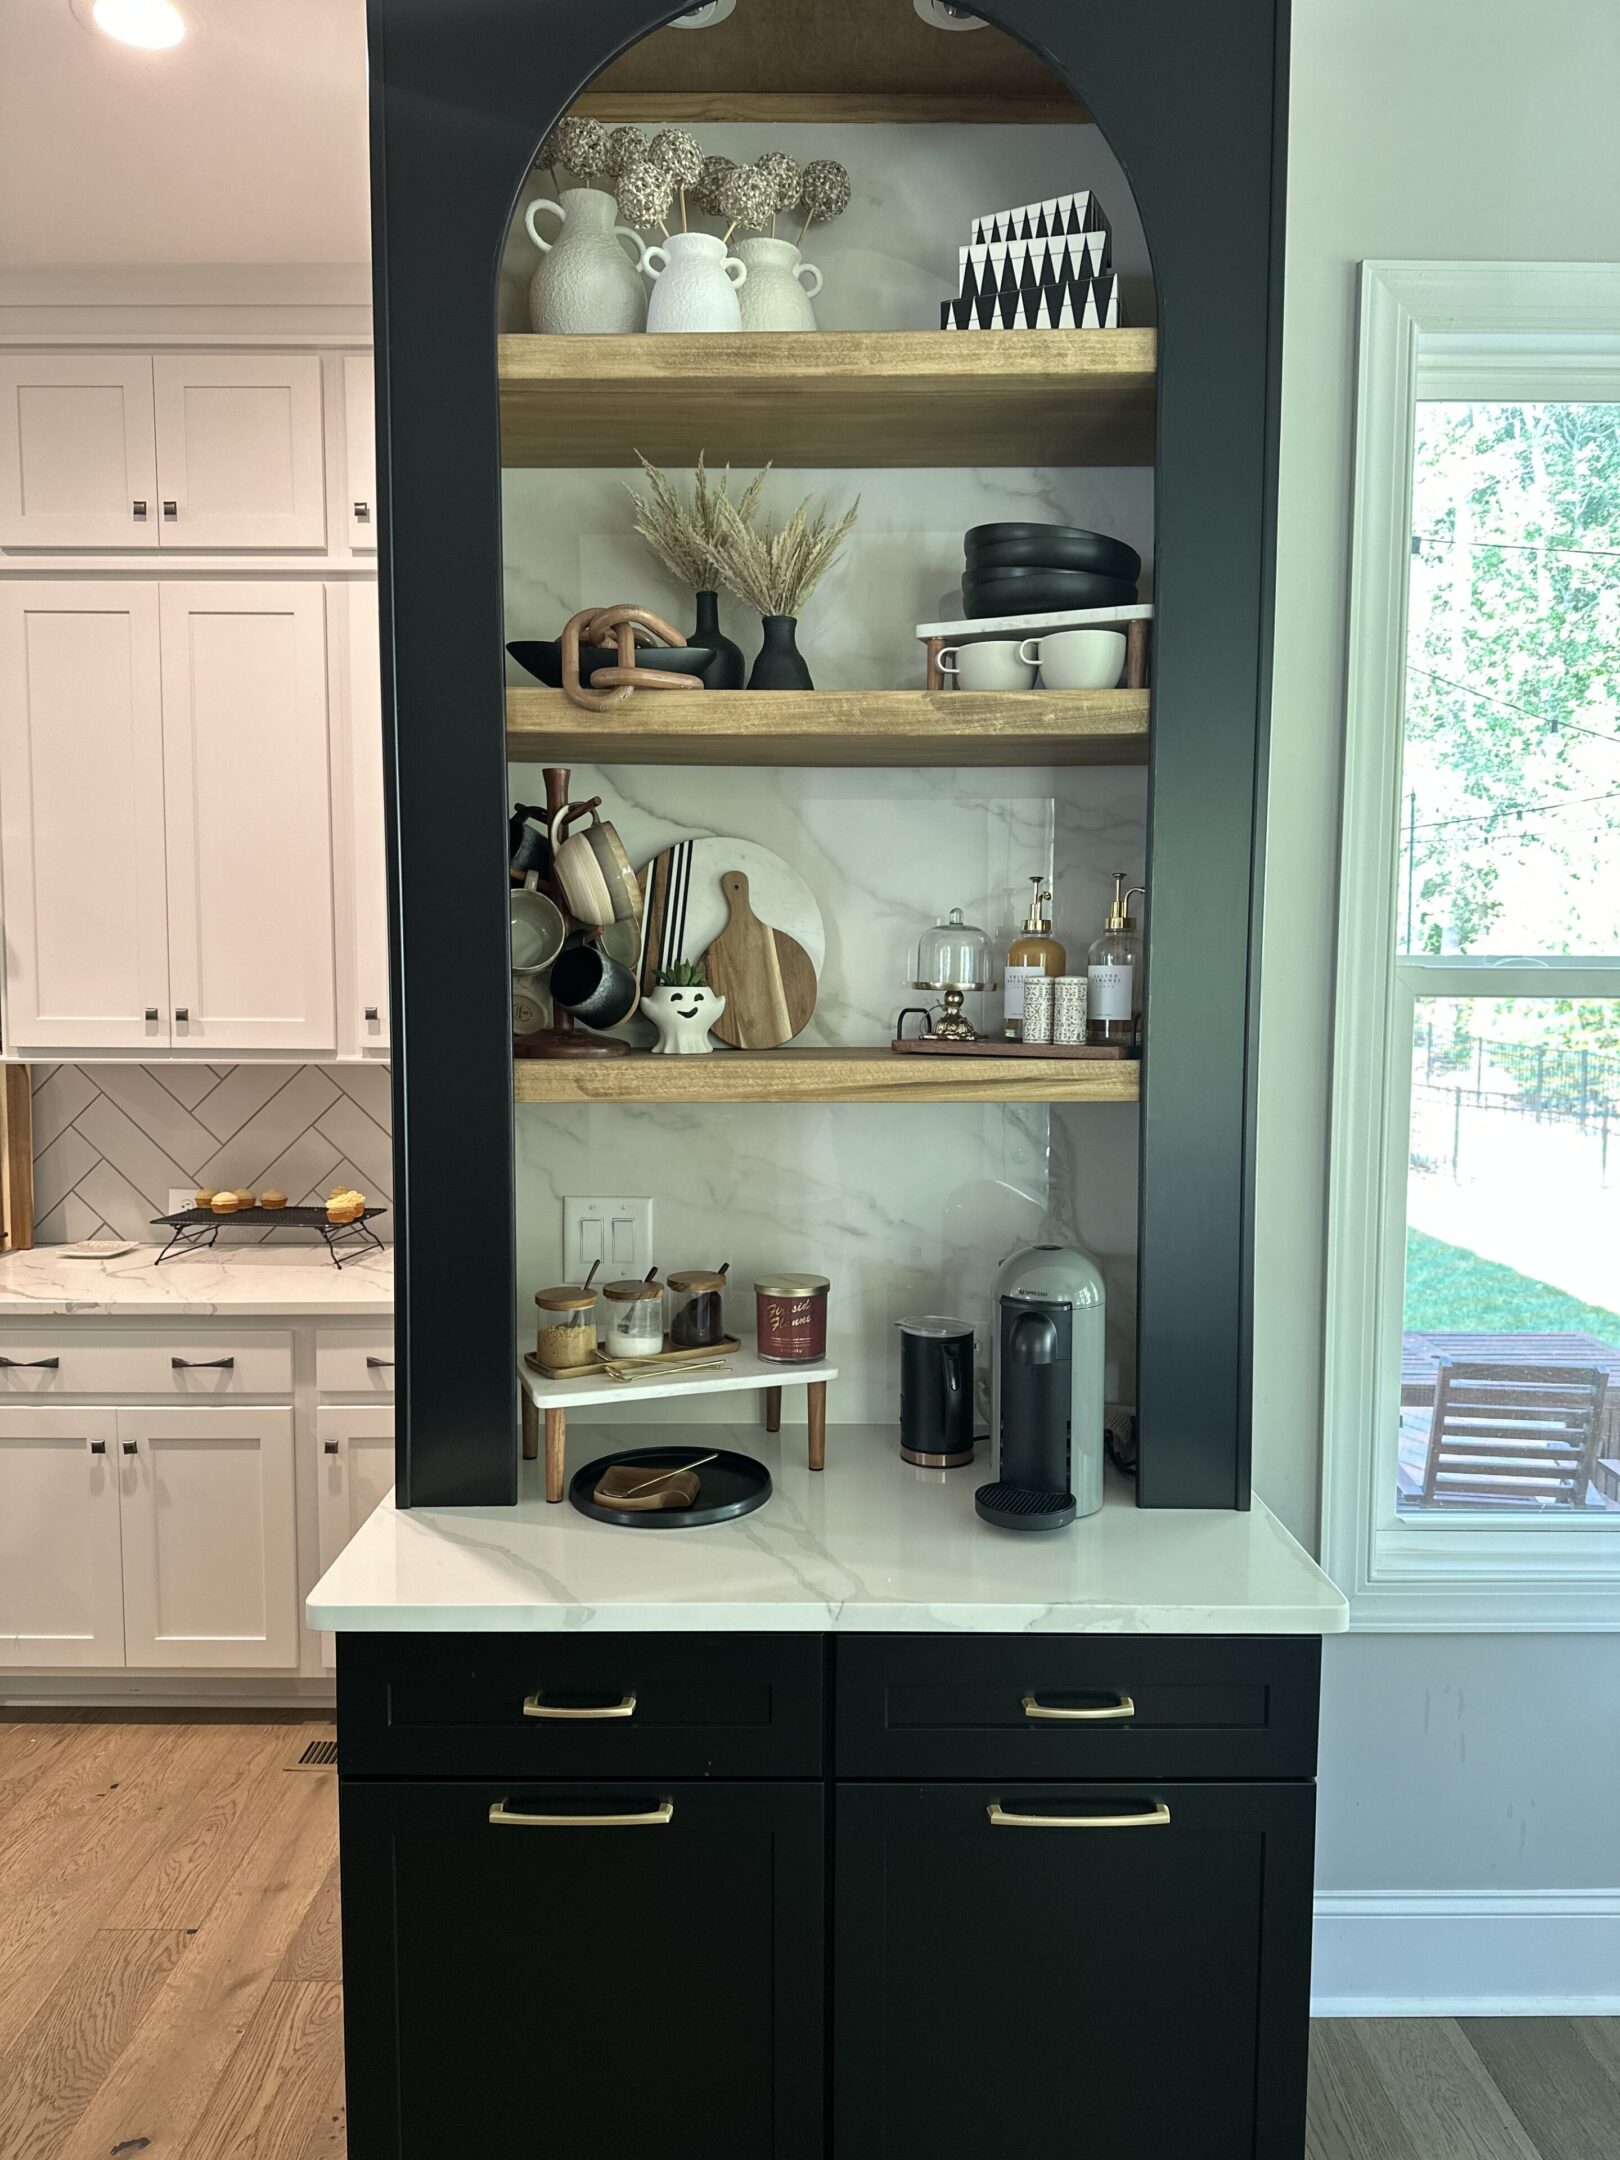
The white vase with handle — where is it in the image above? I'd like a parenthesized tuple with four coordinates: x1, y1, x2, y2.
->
(643, 230, 747, 333)
(734, 237, 823, 331)
(525, 187, 647, 335)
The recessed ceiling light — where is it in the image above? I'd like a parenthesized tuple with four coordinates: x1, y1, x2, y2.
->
(913, 0, 986, 25)
(670, 1, 735, 25)
(73, 0, 189, 49)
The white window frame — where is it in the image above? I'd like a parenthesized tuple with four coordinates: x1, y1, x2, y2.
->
(1323, 261, 1620, 1631)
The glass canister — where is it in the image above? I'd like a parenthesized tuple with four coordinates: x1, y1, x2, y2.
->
(754, 1273, 830, 1362)
(534, 1285, 597, 1370)
(601, 1277, 664, 1359)
(668, 1266, 730, 1349)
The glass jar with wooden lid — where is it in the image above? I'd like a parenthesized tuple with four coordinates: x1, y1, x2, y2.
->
(668, 1264, 730, 1349)
(601, 1276, 664, 1360)
(534, 1284, 597, 1371)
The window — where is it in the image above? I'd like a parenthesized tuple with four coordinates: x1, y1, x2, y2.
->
(1324, 264, 1620, 1629)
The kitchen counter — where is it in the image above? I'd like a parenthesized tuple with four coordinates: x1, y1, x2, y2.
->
(308, 1422, 1348, 1635)
(0, 1243, 394, 1317)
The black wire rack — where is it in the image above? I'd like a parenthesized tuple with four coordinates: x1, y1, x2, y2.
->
(149, 1205, 388, 1269)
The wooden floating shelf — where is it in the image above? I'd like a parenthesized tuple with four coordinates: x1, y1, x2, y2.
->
(513, 1048, 1140, 1107)
(498, 331, 1157, 470)
(505, 688, 1150, 769)
(570, 92, 1087, 126)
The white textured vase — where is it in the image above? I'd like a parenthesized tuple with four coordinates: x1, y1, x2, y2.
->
(734, 237, 823, 331)
(643, 230, 747, 334)
(525, 188, 647, 335)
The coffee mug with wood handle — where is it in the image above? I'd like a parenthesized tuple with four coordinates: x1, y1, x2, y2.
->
(548, 799, 640, 927)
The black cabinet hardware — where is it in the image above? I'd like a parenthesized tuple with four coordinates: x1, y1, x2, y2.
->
(89, 1440, 106, 1455)
(132, 499, 148, 518)
(324, 1439, 341, 1455)
(0, 1356, 59, 1370)
(366, 1355, 393, 1368)
(171, 1356, 234, 1370)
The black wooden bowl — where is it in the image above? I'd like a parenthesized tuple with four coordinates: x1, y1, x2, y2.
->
(507, 639, 722, 689)
(961, 568, 1138, 619)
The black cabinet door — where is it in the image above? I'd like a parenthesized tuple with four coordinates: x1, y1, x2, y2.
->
(342, 1780, 825, 2160)
(834, 1781, 1314, 2160)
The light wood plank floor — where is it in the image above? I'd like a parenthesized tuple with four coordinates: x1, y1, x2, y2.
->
(0, 1717, 1615, 2159)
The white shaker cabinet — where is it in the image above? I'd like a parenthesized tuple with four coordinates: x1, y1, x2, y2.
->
(342, 583, 391, 1051)
(0, 1407, 125, 1668)
(315, 1403, 396, 1671)
(117, 1404, 298, 1669)
(159, 583, 337, 1055)
(0, 583, 172, 1052)
(151, 353, 327, 549)
(343, 354, 377, 553)
(0, 353, 159, 549)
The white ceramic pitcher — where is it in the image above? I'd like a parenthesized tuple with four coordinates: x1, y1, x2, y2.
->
(643, 230, 747, 334)
(525, 187, 647, 335)
(734, 237, 823, 331)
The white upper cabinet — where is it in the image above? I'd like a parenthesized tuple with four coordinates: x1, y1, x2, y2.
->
(0, 1407, 125, 1668)
(343, 354, 376, 553)
(152, 354, 327, 549)
(0, 354, 159, 549)
(0, 583, 171, 1051)
(159, 583, 337, 1055)
(117, 1405, 298, 1670)
(344, 583, 390, 1051)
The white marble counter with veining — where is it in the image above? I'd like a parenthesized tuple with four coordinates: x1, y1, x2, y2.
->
(308, 1423, 1348, 1636)
(0, 1244, 394, 1318)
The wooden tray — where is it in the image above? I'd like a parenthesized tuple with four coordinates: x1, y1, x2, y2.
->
(889, 1036, 1131, 1061)
(525, 1335, 742, 1382)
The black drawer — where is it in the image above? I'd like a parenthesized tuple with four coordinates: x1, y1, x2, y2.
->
(339, 1633, 826, 1778)
(834, 1635, 1319, 1780)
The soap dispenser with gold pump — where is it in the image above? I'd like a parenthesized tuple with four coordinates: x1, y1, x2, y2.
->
(1086, 872, 1146, 1048)
(1001, 876, 1066, 1040)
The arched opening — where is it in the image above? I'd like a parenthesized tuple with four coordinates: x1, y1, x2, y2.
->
(493, 0, 1157, 1461)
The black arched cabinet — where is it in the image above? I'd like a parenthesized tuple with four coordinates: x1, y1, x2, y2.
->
(370, 0, 1287, 1512)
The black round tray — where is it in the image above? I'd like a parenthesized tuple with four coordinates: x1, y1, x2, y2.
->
(568, 1445, 772, 1529)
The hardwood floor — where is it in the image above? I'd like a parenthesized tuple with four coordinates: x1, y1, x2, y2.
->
(0, 1717, 1615, 2159)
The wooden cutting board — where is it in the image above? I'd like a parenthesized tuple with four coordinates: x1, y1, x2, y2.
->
(701, 871, 818, 1048)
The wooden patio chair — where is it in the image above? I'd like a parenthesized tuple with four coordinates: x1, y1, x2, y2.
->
(1421, 1360, 1610, 1508)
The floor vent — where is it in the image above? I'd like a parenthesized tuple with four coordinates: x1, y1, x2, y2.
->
(291, 1739, 339, 1769)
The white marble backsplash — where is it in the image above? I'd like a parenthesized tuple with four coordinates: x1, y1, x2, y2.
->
(499, 121, 1153, 336)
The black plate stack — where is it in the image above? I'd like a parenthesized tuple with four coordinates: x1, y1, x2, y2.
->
(960, 523, 1141, 621)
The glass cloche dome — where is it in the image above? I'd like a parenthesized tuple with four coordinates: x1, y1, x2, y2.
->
(912, 907, 993, 992)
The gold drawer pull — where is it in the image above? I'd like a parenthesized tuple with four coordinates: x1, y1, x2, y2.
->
(523, 1692, 637, 1721)
(489, 1799, 672, 1828)
(1022, 1692, 1135, 1722)
(988, 1801, 1171, 1831)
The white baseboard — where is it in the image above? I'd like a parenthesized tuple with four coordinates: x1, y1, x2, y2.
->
(0, 1674, 334, 1711)
(1313, 1890, 1620, 2015)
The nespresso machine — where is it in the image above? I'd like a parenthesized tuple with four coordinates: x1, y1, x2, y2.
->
(975, 1242, 1105, 1531)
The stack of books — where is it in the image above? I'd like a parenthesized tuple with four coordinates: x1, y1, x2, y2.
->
(940, 191, 1121, 332)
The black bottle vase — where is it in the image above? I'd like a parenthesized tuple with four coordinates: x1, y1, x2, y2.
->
(747, 614, 814, 692)
(692, 590, 746, 691)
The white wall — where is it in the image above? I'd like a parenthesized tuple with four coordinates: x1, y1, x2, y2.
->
(0, 0, 368, 267)
(1267, 0, 1620, 1985)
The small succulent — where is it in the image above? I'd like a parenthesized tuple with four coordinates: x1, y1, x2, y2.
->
(548, 116, 609, 185)
(604, 123, 650, 178)
(656, 962, 708, 988)
(615, 157, 676, 235)
(797, 158, 851, 243)
(754, 151, 803, 230)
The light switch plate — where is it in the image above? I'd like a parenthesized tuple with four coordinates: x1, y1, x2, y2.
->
(563, 1197, 654, 1281)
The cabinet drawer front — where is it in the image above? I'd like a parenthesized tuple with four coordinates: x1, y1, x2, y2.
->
(315, 1328, 395, 1394)
(835, 1635, 1320, 1780)
(0, 1330, 293, 1397)
(339, 1633, 825, 1778)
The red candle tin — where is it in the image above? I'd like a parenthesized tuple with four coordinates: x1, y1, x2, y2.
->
(754, 1273, 830, 1363)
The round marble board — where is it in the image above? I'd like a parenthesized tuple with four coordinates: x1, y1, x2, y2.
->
(635, 836, 826, 1000)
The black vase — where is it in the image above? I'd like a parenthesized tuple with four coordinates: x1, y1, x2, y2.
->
(748, 614, 814, 691)
(692, 590, 746, 691)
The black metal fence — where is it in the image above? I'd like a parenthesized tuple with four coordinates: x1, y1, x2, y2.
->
(1419, 1023, 1620, 1128)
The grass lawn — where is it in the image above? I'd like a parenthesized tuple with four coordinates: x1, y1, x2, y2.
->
(1405, 1228, 1620, 1341)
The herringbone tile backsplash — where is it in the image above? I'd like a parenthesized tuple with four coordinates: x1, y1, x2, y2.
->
(30, 1064, 394, 1245)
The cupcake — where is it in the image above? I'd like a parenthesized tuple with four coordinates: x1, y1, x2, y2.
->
(259, 1189, 288, 1211)
(210, 1192, 239, 1215)
(194, 1187, 217, 1208)
(235, 1191, 257, 1211)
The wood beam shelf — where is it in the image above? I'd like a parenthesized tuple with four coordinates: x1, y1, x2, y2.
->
(497, 331, 1157, 470)
(513, 1049, 1140, 1107)
(505, 688, 1150, 768)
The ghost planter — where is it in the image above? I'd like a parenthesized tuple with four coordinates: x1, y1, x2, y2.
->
(644, 978, 726, 1055)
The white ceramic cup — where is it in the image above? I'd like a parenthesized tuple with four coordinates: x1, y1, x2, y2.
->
(937, 640, 1037, 692)
(510, 871, 566, 973)
(1018, 628, 1127, 691)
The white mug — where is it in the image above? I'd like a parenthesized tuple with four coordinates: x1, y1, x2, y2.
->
(937, 639, 1037, 692)
(1018, 629, 1127, 692)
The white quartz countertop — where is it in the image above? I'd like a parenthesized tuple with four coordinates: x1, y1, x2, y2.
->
(0, 1244, 394, 1317)
(308, 1422, 1348, 1635)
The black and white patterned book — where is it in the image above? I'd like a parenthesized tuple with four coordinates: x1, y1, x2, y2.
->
(970, 192, 1109, 248)
(956, 233, 1111, 306)
(940, 271, 1121, 332)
